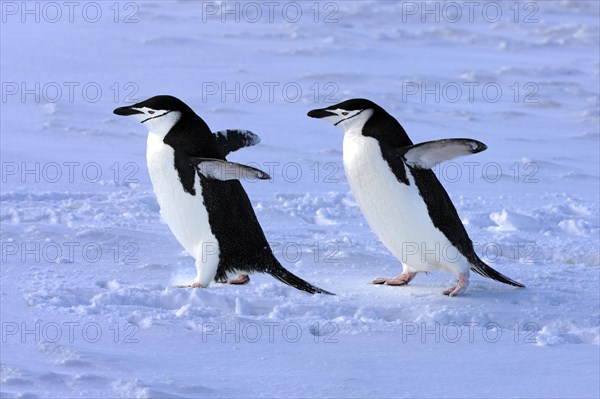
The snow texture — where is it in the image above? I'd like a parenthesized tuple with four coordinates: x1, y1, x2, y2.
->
(1, 1, 599, 398)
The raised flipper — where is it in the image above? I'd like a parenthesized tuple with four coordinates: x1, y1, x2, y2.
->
(213, 129, 261, 157)
(190, 157, 270, 181)
(399, 138, 487, 169)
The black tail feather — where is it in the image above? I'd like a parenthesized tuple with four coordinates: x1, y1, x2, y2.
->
(470, 257, 525, 288)
(268, 264, 334, 295)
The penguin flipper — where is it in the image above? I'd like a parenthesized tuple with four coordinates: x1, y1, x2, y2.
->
(470, 257, 525, 288)
(213, 129, 261, 157)
(268, 264, 335, 295)
(400, 138, 487, 169)
(191, 158, 270, 181)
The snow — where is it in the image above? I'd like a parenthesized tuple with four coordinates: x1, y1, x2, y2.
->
(1, 1, 599, 398)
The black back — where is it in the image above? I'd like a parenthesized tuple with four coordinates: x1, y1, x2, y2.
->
(158, 98, 277, 279)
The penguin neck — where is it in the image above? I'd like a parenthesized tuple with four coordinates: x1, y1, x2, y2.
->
(160, 114, 222, 158)
(360, 111, 413, 148)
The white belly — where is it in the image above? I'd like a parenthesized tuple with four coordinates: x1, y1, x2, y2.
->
(146, 132, 219, 284)
(343, 131, 468, 275)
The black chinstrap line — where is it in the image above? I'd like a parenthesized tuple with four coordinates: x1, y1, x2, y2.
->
(141, 109, 174, 124)
(334, 109, 366, 126)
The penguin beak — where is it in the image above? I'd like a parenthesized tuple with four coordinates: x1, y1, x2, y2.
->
(113, 106, 143, 116)
(307, 108, 337, 118)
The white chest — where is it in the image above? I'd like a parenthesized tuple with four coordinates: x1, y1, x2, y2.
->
(146, 132, 218, 259)
(342, 130, 466, 273)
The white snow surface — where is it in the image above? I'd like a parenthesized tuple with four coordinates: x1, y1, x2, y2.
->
(1, 1, 599, 398)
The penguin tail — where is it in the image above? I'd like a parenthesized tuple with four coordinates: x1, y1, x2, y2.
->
(470, 257, 525, 288)
(268, 263, 334, 295)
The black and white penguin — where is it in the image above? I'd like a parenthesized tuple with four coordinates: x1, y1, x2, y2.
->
(308, 98, 524, 296)
(114, 95, 332, 295)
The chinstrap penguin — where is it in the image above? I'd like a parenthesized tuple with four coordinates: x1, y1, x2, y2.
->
(308, 98, 524, 296)
(114, 95, 333, 295)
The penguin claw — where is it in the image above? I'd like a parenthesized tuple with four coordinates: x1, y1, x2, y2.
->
(373, 272, 417, 286)
(228, 274, 250, 285)
(172, 282, 206, 289)
(372, 277, 388, 285)
(190, 282, 206, 288)
(442, 272, 469, 297)
(384, 278, 410, 286)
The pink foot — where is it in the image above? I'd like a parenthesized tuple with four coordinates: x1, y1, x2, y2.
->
(173, 282, 206, 289)
(373, 272, 417, 286)
(190, 281, 206, 288)
(442, 272, 469, 297)
(228, 274, 250, 285)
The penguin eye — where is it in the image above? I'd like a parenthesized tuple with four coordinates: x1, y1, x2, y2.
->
(341, 111, 349, 116)
(148, 110, 155, 115)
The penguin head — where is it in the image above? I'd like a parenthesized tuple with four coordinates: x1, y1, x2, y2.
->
(308, 98, 412, 146)
(114, 95, 190, 137)
(307, 99, 382, 132)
